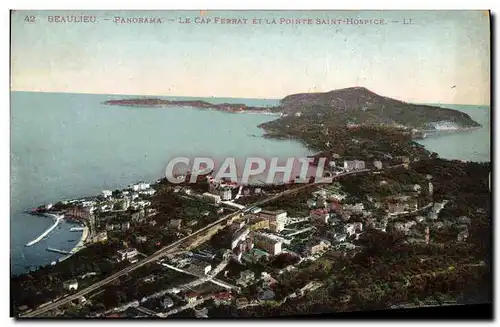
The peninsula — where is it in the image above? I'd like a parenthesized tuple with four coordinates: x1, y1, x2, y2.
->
(103, 98, 280, 114)
(13, 88, 490, 319)
(103, 87, 481, 131)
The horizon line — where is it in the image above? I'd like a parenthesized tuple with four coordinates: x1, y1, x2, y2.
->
(9, 89, 490, 107)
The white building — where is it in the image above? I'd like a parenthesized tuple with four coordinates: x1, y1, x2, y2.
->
(344, 222, 363, 236)
(102, 190, 112, 198)
(373, 160, 383, 170)
(254, 233, 282, 256)
(343, 203, 365, 213)
(140, 189, 156, 196)
(202, 192, 221, 204)
(355, 160, 366, 170)
(81, 201, 95, 208)
(250, 207, 262, 214)
(334, 234, 347, 242)
(100, 204, 112, 212)
(259, 210, 287, 233)
(63, 279, 79, 291)
(117, 248, 139, 262)
(345, 224, 356, 237)
(343, 160, 365, 171)
(220, 186, 233, 201)
(132, 182, 150, 191)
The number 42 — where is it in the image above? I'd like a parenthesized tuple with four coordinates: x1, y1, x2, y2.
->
(24, 15, 35, 23)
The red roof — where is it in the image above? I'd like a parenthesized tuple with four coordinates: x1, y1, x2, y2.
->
(106, 314, 121, 318)
(185, 291, 199, 298)
(330, 203, 341, 211)
(214, 292, 233, 300)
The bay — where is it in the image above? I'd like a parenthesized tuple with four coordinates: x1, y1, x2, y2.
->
(10, 92, 490, 276)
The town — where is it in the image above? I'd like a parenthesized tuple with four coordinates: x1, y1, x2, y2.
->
(12, 153, 490, 318)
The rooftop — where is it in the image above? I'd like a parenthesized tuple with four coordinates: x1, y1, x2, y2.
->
(260, 209, 286, 215)
(214, 292, 233, 300)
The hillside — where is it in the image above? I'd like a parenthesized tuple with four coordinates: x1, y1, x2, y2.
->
(104, 87, 481, 131)
(277, 87, 480, 130)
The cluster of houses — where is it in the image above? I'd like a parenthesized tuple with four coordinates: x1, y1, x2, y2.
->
(59, 181, 159, 243)
(225, 210, 289, 262)
(69, 168, 475, 317)
(167, 269, 280, 312)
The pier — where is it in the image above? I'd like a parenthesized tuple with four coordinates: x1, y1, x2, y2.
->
(58, 225, 89, 262)
(46, 248, 70, 255)
(25, 214, 64, 247)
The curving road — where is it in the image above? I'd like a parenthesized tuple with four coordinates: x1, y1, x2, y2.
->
(20, 169, 370, 318)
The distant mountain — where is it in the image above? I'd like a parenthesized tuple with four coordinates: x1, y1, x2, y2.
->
(278, 87, 481, 130)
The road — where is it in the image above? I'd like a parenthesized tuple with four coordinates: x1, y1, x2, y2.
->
(159, 295, 212, 318)
(135, 306, 159, 317)
(160, 256, 239, 292)
(20, 169, 370, 318)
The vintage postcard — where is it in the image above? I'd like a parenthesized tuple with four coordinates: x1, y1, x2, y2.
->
(10, 10, 491, 318)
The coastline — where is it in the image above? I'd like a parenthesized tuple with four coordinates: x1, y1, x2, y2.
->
(57, 224, 89, 263)
(102, 99, 281, 115)
(12, 98, 489, 276)
(420, 126, 483, 135)
(24, 211, 90, 265)
(25, 213, 64, 247)
(20, 120, 484, 269)
(104, 99, 483, 136)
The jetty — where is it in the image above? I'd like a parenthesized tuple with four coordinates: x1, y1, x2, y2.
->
(58, 225, 89, 262)
(46, 248, 70, 255)
(25, 214, 64, 247)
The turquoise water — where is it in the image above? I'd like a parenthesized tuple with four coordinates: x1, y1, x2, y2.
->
(416, 104, 490, 162)
(10, 92, 490, 276)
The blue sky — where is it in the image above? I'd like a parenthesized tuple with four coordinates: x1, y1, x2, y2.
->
(11, 10, 490, 104)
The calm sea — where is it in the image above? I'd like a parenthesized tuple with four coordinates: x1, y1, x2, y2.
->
(415, 104, 490, 163)
(10, 92, 490, 276)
